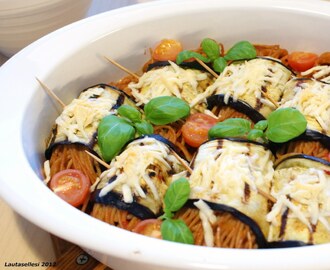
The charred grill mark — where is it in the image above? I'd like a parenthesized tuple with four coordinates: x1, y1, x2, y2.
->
(243, 182, 251, 203)
(217, 139, 223, 150)
(279, 207, 289, 239)
(112, 93, 125, 109)
(148, 171, 156, 178)
(254, 87, 264, 111)
(309, 224, 317, 244)
(89, 93, 101, 99)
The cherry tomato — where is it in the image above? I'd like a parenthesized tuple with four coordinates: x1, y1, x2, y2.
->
(288, 51, 318, 72)
(152, 39, 183, 61)
(49, 169, 91, 207)
(132, 219, 162, 239)
(182, 113, 218, 148)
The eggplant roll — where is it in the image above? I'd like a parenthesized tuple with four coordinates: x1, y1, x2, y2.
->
(94, 135, 189, 219)
(202, 58, 293, 118)
(279, 78, 330, 139)
(45, 84, 136, 158)
(188, 138, 275, 246)
(128, 61, 215, 111)
(267, 154, 330, 245)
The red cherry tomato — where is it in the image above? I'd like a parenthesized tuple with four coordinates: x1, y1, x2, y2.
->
(132, 219, 162, 239)
(49, 169, 91, 207)
(288, 51, 318, 72)
(182, 113, 218, 148)
(152, 39, 183, 61)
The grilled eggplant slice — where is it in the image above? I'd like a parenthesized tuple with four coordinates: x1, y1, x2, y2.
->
(128, 60, 215, 112)
(203, 57, 293, 118)
(267, 154, 330, 246)
(188, 138, 275, 247)
(45, 84, 136, 159)
(93, 135, 189, 219)
(206, 94, 265, 123)
(279, 78, 330, 145)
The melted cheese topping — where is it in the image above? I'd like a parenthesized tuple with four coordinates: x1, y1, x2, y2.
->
(54, 86, 120, 144)
(280, 79, 330, 136)
(190, 140, 274, 204)
(189, 139, 274, 237)
(196, 58, 292, 117)
(301, 65, 330, 84)
(97, 137, 188, 214)
(43, 160, 51, 185)
(267, 165, 330, 243)
(194, 199, 217, 247)
(128, 61, 214, 111)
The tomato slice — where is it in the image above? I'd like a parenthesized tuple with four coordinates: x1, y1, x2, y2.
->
(152, 39, 183, 62)
(132, 219, 162, 239)
(49, 169, 91, 207)
(288, 51, 318, 72)
(181, 113, 218, 148)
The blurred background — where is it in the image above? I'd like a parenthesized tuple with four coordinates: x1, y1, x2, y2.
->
(0, 0, 157, 62)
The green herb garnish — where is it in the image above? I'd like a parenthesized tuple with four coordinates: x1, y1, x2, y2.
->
(144, 96, 190, 125)
(265, 108, 307, 143)
(176, 38, 257, 73)
(98, 96, 191, 162)
(208, 107, 307, 143)
(98, 115, 136, 162)
(160, 177, 194, 244)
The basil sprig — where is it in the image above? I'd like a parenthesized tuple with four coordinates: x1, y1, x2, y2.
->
(98, 115, 136, 162)
(160, 177, 194, 244)
(208, 107, 307, 143)
(265, 108, 307, 143)
(176, 38, 257, 73)
(98, 105, 153, 162)
(98, 96, 191, 162)
(144, 96, 190, 125)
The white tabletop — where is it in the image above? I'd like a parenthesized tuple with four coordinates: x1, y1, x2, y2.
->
(0, 1, 156, 269)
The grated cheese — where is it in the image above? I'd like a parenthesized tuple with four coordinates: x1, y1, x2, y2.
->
(43, 160, 51, 184)
(301, 65, 330, 83)
(128, 61, 214, 111)
(189, 139, 274, 237)
(54, 86, 121, 145)
(194, 58, 292, 117)
(194, 199, 217, 247)
(280, 79, 330, 136)
(267, 162, 330, 244)
(97, 137, 188, 215)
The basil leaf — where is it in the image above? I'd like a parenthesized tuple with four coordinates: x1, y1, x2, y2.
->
(134, 120, 154, 135)
(212, 57, 227, 73)
(98, 115, 135, 162)
(145, 96, 190, 125)
(117, 105, 142, 123)
(224, 41, 257, 61)
(254, 120, 268, 131)
(265, 108, 307, 143)
(201, 38, 220, 61)
(208, 118, 252, 138)
(161, 219, 194, 244)
(164, 177, 190, 213)
(247, 129, 264, 141)
(176, 50, 210, 65)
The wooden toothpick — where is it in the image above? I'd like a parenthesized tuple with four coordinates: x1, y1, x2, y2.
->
(36, 77, 66, 108)
(257, 188, 276, 203)
(171, 150, 193, 174)
(85, 150, 110, 169)
(104, 56, 140, 80)
(194, 58, 219, 78)
(260, 89, 279, 108)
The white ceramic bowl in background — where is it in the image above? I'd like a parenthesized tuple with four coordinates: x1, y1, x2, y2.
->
(0, 0, 92, 57)
(0, 1, 330, 269)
